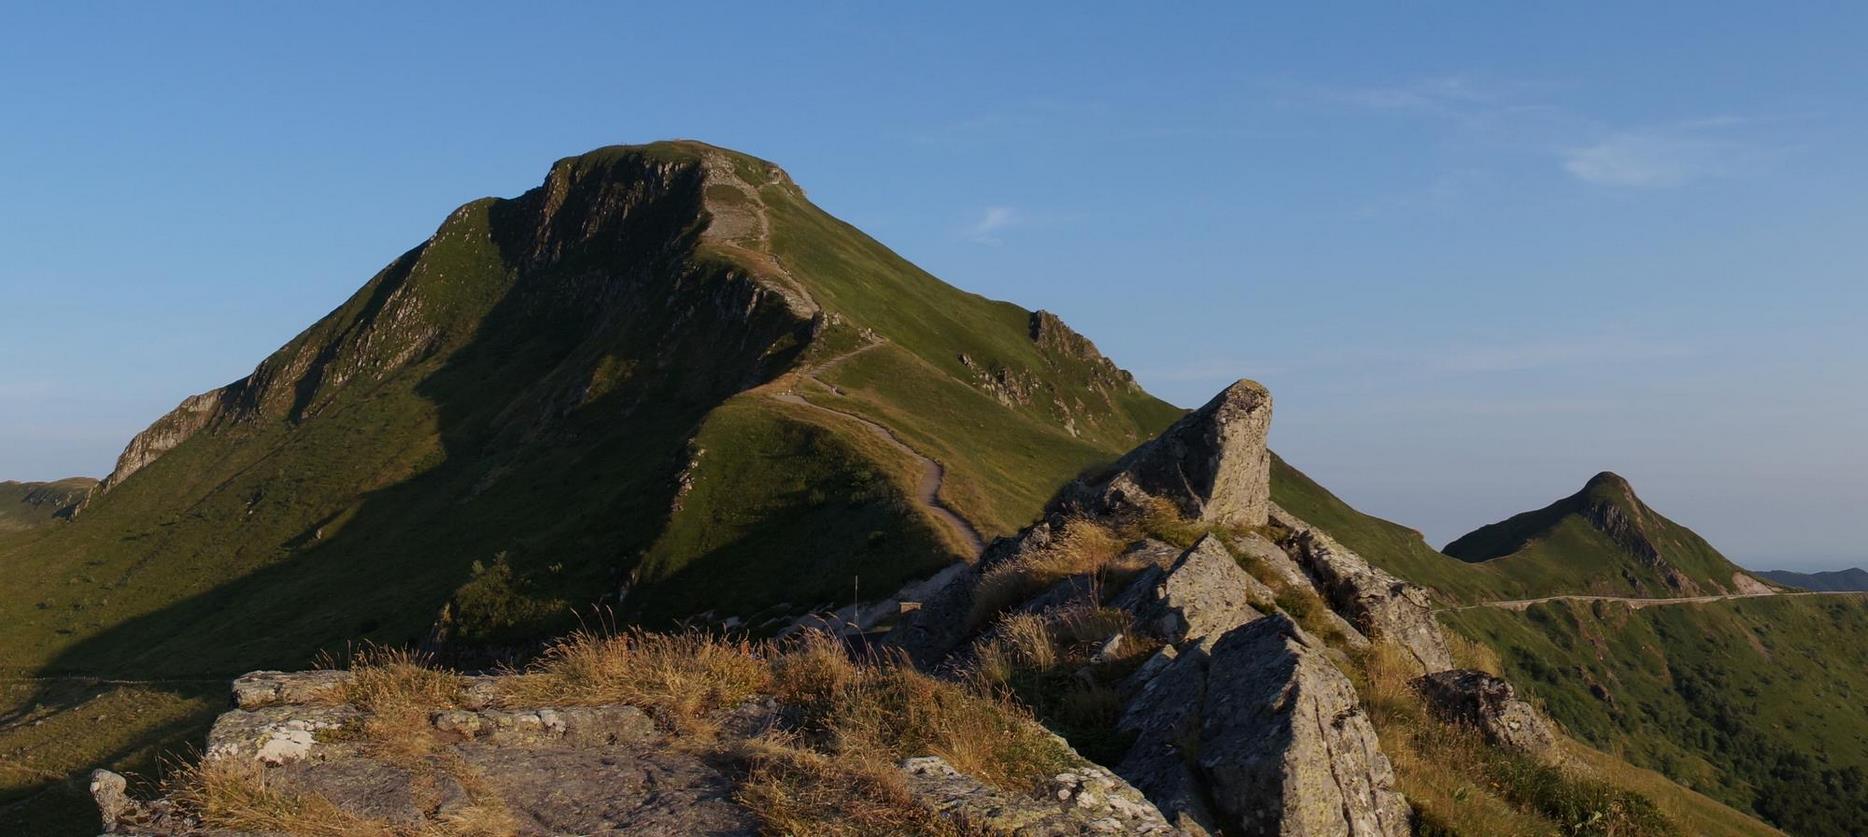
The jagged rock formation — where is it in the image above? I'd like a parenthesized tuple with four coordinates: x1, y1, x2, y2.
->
(1412, 669, 1557, 759)
(1271, 504, 1452, 673)
(1074, 379, 1273, 529)
(886, 379, 1435, 836)
(1111, 535, 1269, 644)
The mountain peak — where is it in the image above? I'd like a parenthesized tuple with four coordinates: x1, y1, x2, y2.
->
(1445, 468, 1752, 597)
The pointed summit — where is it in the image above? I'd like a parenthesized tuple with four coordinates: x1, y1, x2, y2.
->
(1445, 470, 1764, 598)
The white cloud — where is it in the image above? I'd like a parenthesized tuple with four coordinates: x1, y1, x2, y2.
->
(1561, 132, 1746, 188)
(963, 206, 1021, 245)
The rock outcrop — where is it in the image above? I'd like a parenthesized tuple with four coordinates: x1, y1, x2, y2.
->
(96, 669, 1181, 836)
(901, 755, 1180, 835)
(1412, 669, 1557, 758)
(1078, 379, 1273, 529)
(1112, 535, 1269, 644)
(1271, 504, 1452, 673)
(1200, 615, 1411, 837)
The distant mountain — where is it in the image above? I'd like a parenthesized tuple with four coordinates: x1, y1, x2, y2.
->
(1444, 471, 1768, 598)
(1, 141, 1185, 682)
(0, 478, 94, 531)
(1755, 566, 1868, 591)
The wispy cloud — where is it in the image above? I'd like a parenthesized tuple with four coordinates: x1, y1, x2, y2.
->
(963, 206, 1021, 245)
(1561, 131, 1753, 188)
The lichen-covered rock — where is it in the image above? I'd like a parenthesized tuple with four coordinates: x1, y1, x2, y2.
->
(1081, 380, 1273, 529)
(1199, 614, 1410, 837)
(1230, 530, 1311, 591)
(89, 769, 139, 834)
(231, 669, 354, 709)
(1116, 645, 1221, 835)
(899, 755, 1182, 835)
(206, 704, 361, 765)
(1271, 504, 1451, 673)
(1111, 535, 1266, 644)
(1412, 669, 1557, 758)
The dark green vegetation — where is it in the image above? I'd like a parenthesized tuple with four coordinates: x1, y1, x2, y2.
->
(0, 478, 92, 531)
(1446, 594, 1868, 835)
(1757, 566, 1868, 591)
(0, 142, 1178, 830)
(1443, 472, 1767, 599)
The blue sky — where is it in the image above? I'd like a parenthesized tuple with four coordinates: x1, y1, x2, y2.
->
(3, 4, 1864, 570)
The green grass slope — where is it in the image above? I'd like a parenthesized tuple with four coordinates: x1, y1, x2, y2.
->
(1445, 471, 1765, 598)
(1268, 454, 1516, 604)
(0, 478, 93, 532)
(1444, 595, 1868, 835)
(0, 142, 1178, 831)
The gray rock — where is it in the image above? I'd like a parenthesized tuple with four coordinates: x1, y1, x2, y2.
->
(1271, 504, 1451, 673)
(89, 769, 138, 833)
(206, 704, 361, 765)
(899, 755, 1182, 835)
(1412, 669, 1557, 758)
(1230, 530, 1311, 591)
(1082, 380, 1273, 529)
(1113, 535, 1265, 644)
(230, 669, 353, 709)
(1198, 614, 1410, 837)
(1115, 645, 1221, 835)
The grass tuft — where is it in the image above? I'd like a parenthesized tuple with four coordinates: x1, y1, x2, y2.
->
(163, 757, 391, 836)
(966, 518, 1128, 629)
(501, 629, 772, 736)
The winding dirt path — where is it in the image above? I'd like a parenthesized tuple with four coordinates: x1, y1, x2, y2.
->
(764, 343, 987, 558)
(1441, 590, 1865, 613)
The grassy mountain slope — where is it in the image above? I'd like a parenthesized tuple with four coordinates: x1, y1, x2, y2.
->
(0, 478, 93, 532)
(1268, 454, 1517, 604)
(1756, 567, 1868, 591)
(0, 142, 1181, 830)
(1444, 595, 1868, 835)
(1445, 471, 1766, 598)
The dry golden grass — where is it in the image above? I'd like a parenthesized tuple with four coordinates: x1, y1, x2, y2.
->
(1349, 640, 1674, 836)
(1443, 628, 1506, 676)
(966, 518, 1129, 628)
(501, 629, 773, 736)
(770, 634, 1077, 794)
(164, 757, 395, 836)
(732, 733, 971, 837)
(331, 647, 469, 767)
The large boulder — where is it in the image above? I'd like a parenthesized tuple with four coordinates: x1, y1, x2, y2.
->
(1082, 379, 1273, 529)
(1412, 669, 1557, 758)
(1199, 615, 1410, 837)
(1271, 504, 1451, 673)
(1116, 645, 1223, 835)
(1112, 535, 1268, 644)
